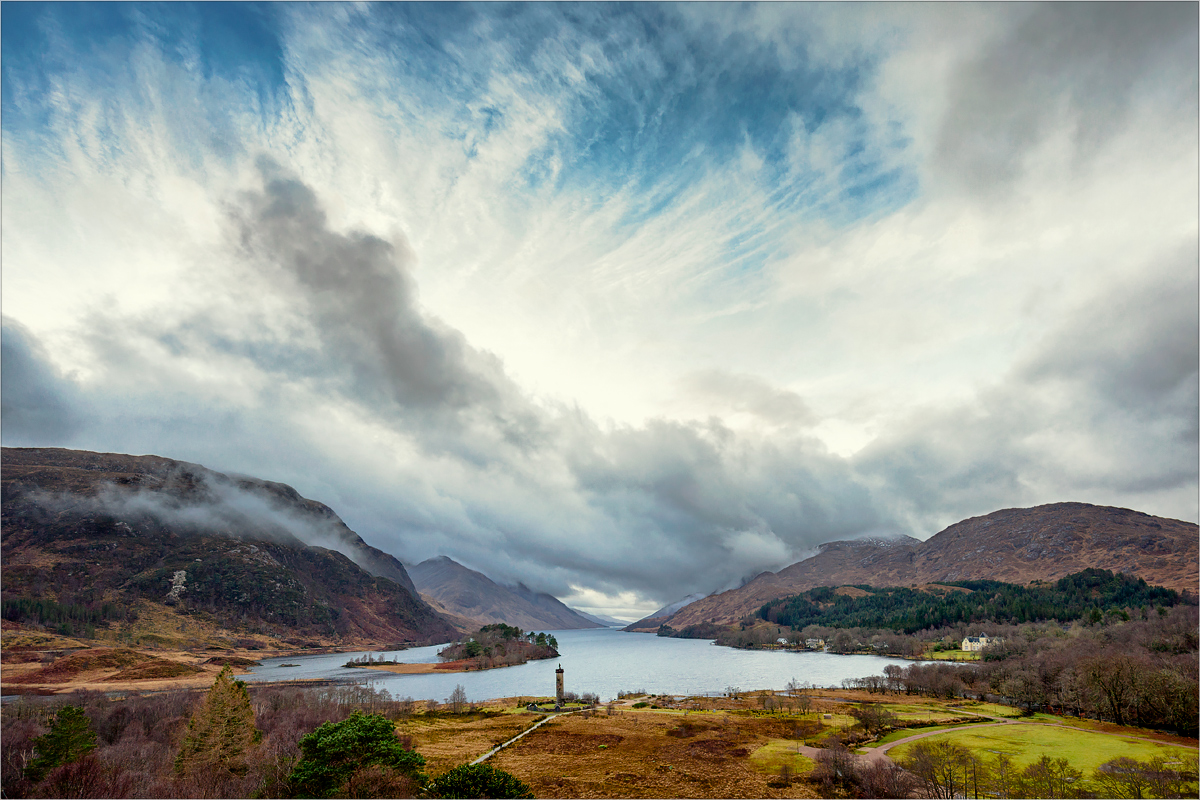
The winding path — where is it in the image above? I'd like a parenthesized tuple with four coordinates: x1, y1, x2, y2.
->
(757, 698, 1197, 769)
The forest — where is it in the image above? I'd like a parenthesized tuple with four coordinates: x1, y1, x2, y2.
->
(755, 569, 1184, 632)
(838, 604, 1199, 736)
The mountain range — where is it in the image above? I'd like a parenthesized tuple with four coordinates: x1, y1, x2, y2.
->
(4, 449, 1195, 649)
(407, 556, 603, 631)
(627, 502, 1198, 631)
(1, 448, 614, 651)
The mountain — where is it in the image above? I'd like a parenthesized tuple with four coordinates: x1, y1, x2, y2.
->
(571, 609, 632, 627)
(407, 556, 602, 631)
(645, 503, 1199, 630)
(1, 447, 458, 648)
(624, 592, 712, 632)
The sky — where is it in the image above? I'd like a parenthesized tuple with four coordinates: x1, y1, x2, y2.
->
(3, 2, 1197, 620)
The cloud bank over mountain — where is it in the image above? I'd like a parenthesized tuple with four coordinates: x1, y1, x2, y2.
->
(3, 3, 1195, 617)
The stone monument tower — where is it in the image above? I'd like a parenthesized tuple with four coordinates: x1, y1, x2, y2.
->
(555, 663, 564, 703)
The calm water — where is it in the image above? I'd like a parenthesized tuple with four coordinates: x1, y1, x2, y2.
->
(241, 628, 912, 704)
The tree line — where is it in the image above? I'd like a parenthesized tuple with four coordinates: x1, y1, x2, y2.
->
(756, 569, 1184, 633)
(2, 674, 534, 798)
(814, 738, 1197, 800)
(1, 597, 130, 638)
(837, 605, 1199, 736)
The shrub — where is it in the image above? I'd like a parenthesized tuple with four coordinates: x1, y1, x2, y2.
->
(426, 763, 534, 799)
(288, 711, 426, 798)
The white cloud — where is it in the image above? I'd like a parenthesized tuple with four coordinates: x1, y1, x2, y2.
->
(3, 4, 1195, 613)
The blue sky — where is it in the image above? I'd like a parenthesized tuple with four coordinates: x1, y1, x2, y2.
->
(3, 3, 1197, 618)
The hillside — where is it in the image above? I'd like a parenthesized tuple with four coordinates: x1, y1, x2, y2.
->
(1, 447, 458, 649)
(635, 503, 1198, 630)
(408, 556, 602, 631)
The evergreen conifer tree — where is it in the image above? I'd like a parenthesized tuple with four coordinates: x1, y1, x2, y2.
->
(175, 665, 261, 776)
(25, 705, 97, 782)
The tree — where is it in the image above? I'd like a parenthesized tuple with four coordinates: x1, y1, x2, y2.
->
(1022, 754, 1083, 798)
(986, 752, 1023, 799)
(448, 685, 468, 714)
(810, 742, 857, 792)
(288, 711, 426, 798)
(25, 706, 97, 782)
(426, 763, 534, 798)
(175, 665, 261, 776)
(849, 703, 898, 736)
(900, 739, 971, 799)
(856, 760, 917, 799)
(1092, 757, 1152, 799)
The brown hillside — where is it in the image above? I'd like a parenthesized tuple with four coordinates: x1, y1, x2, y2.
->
(1, 447, 458, 648)
(407, 556, 602, 631)
(657, 503, 1198, 628)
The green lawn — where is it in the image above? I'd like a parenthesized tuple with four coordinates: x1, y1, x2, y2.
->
(864, 721, 983, 748)
(948, 701, 1023, 718)
(889, 723, 1198, 775)
(923, 649, 981, 662)
(749, 740, 816, 776)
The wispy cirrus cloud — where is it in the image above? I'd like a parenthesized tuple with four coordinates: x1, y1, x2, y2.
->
(2, 3, 1195, 617)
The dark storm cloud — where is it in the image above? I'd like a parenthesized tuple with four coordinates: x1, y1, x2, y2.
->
(1, 319, 81, 445)
(232, 159, 504, 413)
(935, 2, 1198, 196)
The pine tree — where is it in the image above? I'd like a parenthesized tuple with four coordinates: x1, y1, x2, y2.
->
(25, 706, 97, 782)
(175, 665, 261, 776)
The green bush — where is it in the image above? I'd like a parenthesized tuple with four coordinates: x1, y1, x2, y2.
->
(288, 711, 425, 798)
(632, 702, 649, 709)
(426, 763, 534, 799)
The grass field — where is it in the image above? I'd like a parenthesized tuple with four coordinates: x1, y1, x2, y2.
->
(864, 720, 985, 748)
(749, 739, 816, 777)
(889, 723, 1198, 775)
(388, 693, 1197, 798)
(948, 701, 1023, 718)
(923, 649, 981, 661)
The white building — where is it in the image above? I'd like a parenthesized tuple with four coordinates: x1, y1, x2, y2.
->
(961, 633, 990, 652)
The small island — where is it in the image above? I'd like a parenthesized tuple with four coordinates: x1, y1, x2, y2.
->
(349, 624, 560, 674)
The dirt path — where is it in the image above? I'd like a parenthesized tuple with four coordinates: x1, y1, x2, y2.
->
(470, 710, 581, 765)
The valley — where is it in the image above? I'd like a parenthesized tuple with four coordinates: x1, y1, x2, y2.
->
(2, 447, 1197, 798)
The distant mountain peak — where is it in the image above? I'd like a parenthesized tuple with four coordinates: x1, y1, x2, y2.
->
(408, 556, 601, 631)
